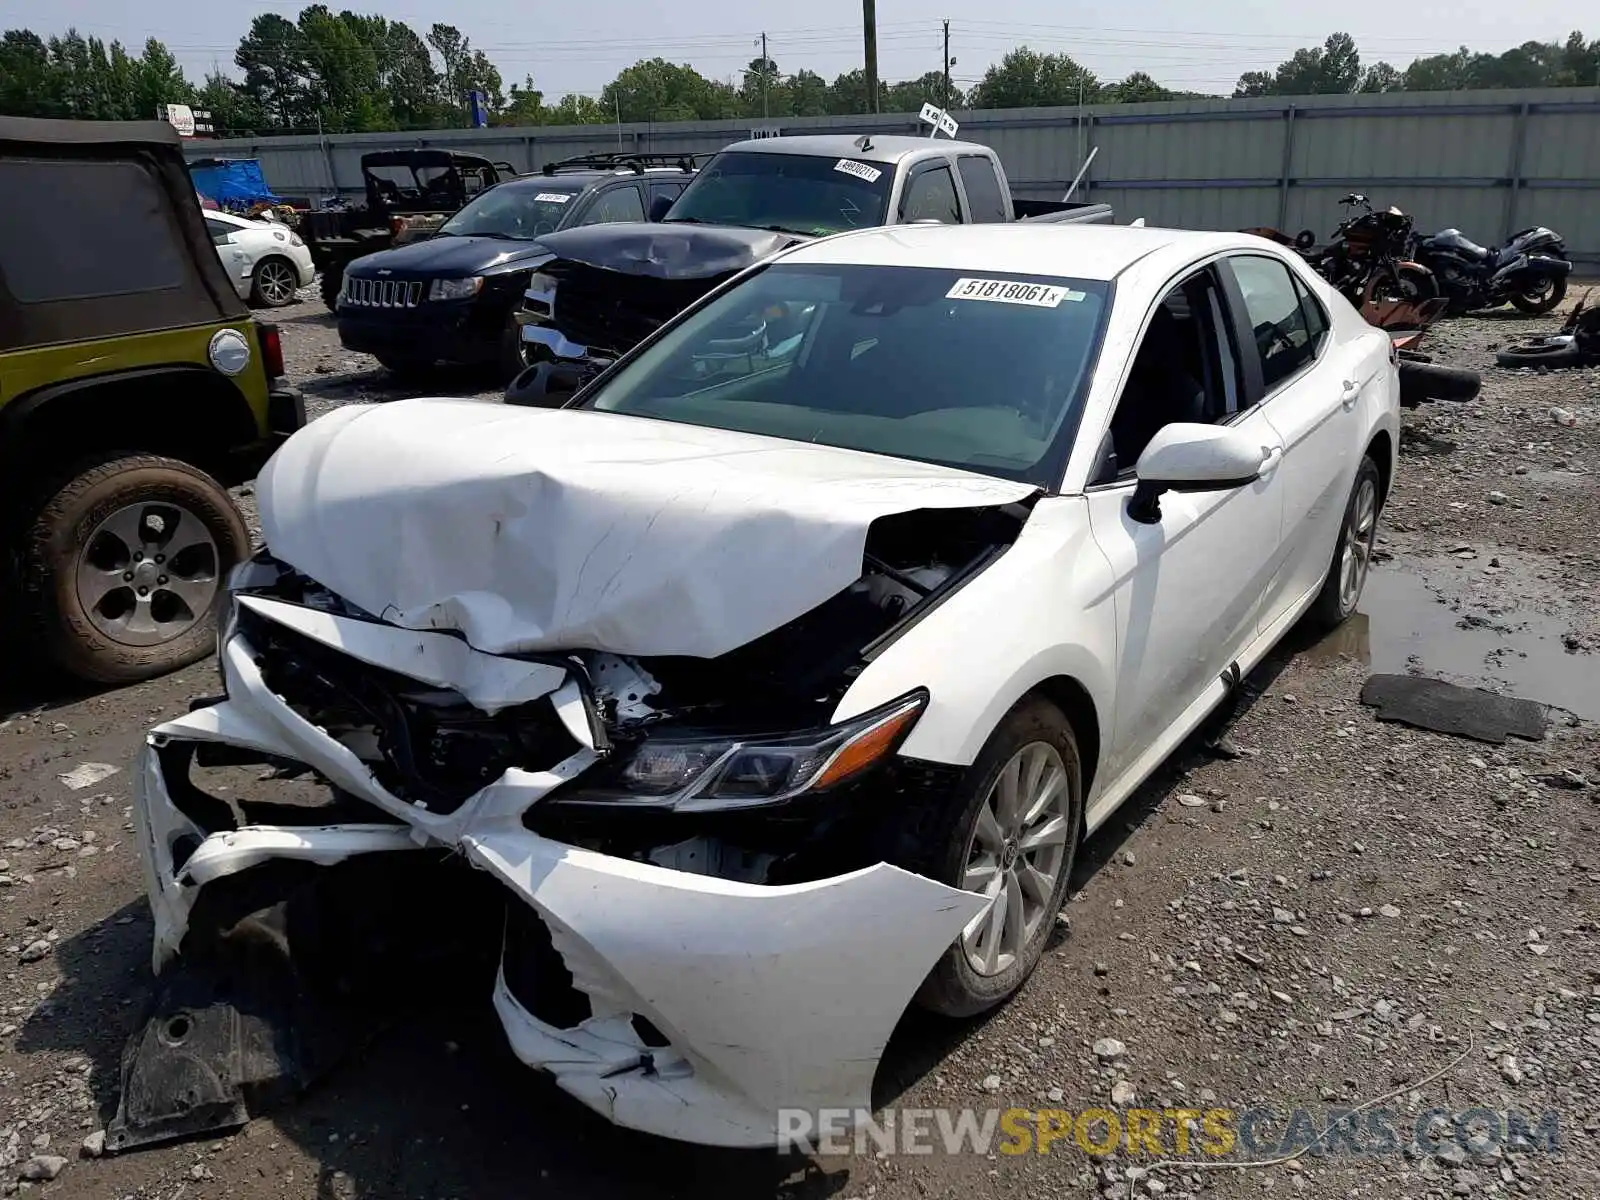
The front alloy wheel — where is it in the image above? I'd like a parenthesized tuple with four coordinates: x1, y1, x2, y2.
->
(912, 699, 1082, 1018)
(959, 742, 1074, 977)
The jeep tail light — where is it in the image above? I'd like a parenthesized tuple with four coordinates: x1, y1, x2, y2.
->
(259, 323, 285, 378)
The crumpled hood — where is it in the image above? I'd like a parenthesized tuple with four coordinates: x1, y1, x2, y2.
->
(533, 222, 803, 280)
(256, 401, 1037, 659)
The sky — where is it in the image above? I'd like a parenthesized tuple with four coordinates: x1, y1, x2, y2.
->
(0, 0, 1586, 100)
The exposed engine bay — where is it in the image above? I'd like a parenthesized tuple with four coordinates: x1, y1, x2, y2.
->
(110, 485, 1030, 1153)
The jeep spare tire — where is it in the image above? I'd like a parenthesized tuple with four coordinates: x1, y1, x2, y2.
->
(21, 454, 249, 683)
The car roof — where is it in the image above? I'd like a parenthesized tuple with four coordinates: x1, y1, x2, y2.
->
(779, 223, 1264, 282)
(718, 134, 993, 165)
(503, 168, 694, 191)
(0, 113, 182, 149)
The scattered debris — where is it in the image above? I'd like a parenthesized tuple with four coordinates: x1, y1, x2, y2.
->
(57, 762, 120, 791)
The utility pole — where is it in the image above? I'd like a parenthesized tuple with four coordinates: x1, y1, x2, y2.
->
(761, 31, 769, 119)
(863, 0, 879, 113)
(942, 20, 951, 110)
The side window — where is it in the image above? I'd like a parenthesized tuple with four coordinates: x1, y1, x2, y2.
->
(0, 158, 187, 303)
(648, 181, 686, 207)
(1230, 255, 1321, 391)
(955, 155, 1007, 223)
(204, 218, 233, 245)
(1292, 274, 1330, 352)
(899, 164, 961, 224)
(586, 185, 646, 225)
(1098, 270, 1239, 482)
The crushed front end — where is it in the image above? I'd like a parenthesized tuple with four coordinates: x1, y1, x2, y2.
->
(114, 495, 1031, 1149)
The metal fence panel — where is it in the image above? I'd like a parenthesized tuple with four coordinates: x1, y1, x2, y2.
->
(187, 88, 1600, 260)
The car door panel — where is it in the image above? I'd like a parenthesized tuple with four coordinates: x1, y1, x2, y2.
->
(1087, 405, 1285, 784)
(1220, 254, 1359, 623)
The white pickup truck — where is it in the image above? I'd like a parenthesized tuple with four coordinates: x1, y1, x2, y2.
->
(509, 132, 1113, 402)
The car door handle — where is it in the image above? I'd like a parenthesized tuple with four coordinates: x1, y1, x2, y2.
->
(1340, 379, 1361, 409)
(1258, 446, 1284, 476)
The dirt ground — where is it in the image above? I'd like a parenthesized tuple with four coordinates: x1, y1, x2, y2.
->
(2, 291, 1599, 1200)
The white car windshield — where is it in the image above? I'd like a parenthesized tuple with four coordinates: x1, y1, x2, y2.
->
(583, 263, 1109, 486)
(438, 185, 579, 240)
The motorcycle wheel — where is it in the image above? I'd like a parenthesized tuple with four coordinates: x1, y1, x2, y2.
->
(1509, 275, 1566, 316)
(1495, 338, 1583, 369)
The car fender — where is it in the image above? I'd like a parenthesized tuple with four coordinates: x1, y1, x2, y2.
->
(831, 495, 1117, 774)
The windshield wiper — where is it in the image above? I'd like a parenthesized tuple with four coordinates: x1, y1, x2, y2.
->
(760, 223, 816, 237)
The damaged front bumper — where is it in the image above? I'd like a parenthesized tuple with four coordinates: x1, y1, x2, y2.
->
(116, 597, 984, 1150)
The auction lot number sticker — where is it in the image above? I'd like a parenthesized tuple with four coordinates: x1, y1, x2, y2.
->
(945, 277, 1083, 307)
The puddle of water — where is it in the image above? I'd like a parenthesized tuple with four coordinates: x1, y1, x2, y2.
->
(1308, 565, 1599, 721)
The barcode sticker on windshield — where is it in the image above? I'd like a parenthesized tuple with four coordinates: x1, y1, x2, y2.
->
(834, 159, 883, 184)
(946, 278, 1079, 307)
(534, 192, 573, 203)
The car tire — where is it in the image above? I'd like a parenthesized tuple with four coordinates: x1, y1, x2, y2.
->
(376, 353, 434, 381)
(320, 266, 344, 311)
(18, 454, 249, 684)
(250, 256, 300, 307)
(1509, 275, 1566, 316)
(1307, 455, 1383, 631)
(1398, 361, 1481, 406)
(500, 310, 533, 383)
(908, 698, 1083, 1019)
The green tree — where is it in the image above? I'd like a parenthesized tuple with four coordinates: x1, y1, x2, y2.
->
(133, 36, 195, 118)
(740, 54, 784, 118)
(1235, 32, 1362, 97)
(0, 30, 53, 117)
(968, 47, 1097, 109)
(1359, 62, 1402, 93)
(543, 92, 606, 125)
(1105, 71, 1172, 104)
(602, 58, 732, 122)
(825, 68, 886, 115)
(785, 68, 829, 116)
(236, 13, 307, 129)
(885, 71, 958, 112)
(501, 74, 544, 125)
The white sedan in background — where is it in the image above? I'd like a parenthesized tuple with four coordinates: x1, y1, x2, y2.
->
(203, 211, 315, 307)
(123, 223, 1399, 1149)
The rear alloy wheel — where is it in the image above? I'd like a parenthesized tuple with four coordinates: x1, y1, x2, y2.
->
(20, 454, 248, 683)
(250, 256, 300, 307)
(1509, 275, 1566, 316)
(912, 699, 1082, 1018)
(1308, 456, 1382, 630)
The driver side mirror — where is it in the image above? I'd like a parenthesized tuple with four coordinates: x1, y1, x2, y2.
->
(1127, 423, 1271, 525)
(647, 194, 673, 223)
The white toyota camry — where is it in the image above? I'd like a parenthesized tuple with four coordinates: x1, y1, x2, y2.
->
(121, 223, 1397, 1151)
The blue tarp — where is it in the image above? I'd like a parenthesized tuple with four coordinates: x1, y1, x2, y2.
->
(188, 159, 280, 211)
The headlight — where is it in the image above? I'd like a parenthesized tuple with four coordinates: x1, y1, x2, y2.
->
(429, 276, 485, 301)
(578, 692, 927, 812)
(289, 232, 304, 247)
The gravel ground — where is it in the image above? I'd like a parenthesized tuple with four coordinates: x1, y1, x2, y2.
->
(2, 295, 1598, 1200)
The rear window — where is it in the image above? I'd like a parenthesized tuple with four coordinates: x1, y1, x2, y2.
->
(0, 158, 185, 303)
(585, 262, 1109, 486)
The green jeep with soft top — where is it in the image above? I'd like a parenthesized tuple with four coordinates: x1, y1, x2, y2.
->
(1, 115, 303, 684)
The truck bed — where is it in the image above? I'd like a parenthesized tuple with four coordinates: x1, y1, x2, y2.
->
(1012, 197, 1115, 224)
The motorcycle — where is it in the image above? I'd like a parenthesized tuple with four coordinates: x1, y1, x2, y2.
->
(1309, 194, 1438, 308)
(1411, 225, 1572, 315)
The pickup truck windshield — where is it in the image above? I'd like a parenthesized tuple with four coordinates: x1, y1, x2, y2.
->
(662, 152, 891, 237)
(584, 263, 1109, 486)
(437, 184, 579, 240)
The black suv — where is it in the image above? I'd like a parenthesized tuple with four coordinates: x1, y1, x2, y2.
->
(336, 153, 701, 380)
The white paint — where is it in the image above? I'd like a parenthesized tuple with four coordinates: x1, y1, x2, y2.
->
(131, 221, 1401, 1147)
(832, 159, 883, 184)
(256, 401, 1034, 659)
(945, 277, 1070, 307)
(917, 102, 960, 138)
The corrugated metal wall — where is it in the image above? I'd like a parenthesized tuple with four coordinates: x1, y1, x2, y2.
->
(187, 88, 1600, 260)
